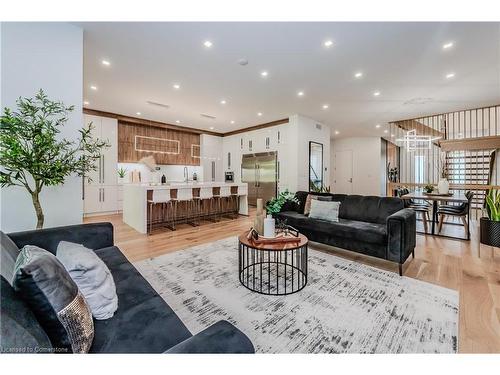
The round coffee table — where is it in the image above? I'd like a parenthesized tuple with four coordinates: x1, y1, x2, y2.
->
(238, 231, 308, 295)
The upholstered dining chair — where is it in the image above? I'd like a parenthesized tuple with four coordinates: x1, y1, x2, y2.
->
(437, 191, 474, 236)
(398, 188, 432, 233)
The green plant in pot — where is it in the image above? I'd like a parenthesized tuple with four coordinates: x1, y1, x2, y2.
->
(0, 90, 109, 229)
(480, 189, 500, 247)
(265, 190, 299, 216)
(423, 184, 434, 194)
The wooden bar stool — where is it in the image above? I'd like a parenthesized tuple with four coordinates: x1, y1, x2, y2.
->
(172, 188, 197, 229)
(219, 185, 232, 219)
(195, 186, 214, 224)
(147, 189, 173, 235)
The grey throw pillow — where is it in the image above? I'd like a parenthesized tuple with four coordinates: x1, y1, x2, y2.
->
(56, 241, 118, 320)
(309, 199, 341, 222)
(12, 245, 94, 353)
(1, 231, 20, 285)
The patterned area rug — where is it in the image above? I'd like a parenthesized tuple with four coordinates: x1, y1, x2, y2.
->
(134, 237, 459, 353)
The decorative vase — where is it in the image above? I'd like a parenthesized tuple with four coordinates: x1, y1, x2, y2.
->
(264, 214, 276, 238)
(253, 198, 264, 235)
(438, 178, 449, 194)
(480, 217, 500, 247)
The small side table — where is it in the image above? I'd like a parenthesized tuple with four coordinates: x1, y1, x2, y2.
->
(238, 231, 308, 295)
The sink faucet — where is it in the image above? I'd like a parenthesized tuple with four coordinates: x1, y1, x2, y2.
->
(184, 166, 188, 182)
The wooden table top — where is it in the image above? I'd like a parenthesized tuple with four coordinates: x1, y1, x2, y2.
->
(238, 230, 308, 250)
(401, 192, 468, 203)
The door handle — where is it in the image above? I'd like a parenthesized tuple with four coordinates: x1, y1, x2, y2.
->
(348, 178, 353, 183)
(102, 155, 105, 183)
(99, 188, 102, 202)
(102, 188, 105, 202)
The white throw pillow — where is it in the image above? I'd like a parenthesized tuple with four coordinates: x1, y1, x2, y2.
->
(56, 241, 118, 320)
(308, 199, 341, 222)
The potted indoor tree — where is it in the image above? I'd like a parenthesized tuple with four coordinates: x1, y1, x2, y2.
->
(480, 189, 500, 247)
(0, 90, 109, 229)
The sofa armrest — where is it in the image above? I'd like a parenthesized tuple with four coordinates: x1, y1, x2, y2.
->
(165, 321, 255, 354)
(7, 222, 114, 255)
(386, 209, 416, 264)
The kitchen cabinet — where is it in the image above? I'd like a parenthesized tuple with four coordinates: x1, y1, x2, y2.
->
(83, 114, 119, 215)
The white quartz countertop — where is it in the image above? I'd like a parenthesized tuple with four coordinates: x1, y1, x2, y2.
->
(124, 181, 247, 190)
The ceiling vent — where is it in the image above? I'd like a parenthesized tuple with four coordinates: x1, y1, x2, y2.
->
(403, 97, 434, 105)
(146, 100, 170, 109)
(315, 123, 322, 130)
(200, 113, 217, 120)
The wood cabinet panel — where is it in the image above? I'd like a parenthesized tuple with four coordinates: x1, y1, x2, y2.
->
(118, 121, 200, 165)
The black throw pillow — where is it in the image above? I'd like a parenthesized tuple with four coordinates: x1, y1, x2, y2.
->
(12, 245, 94, 353)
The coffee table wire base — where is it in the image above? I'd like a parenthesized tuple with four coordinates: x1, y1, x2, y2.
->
(238, 242, 308, 295)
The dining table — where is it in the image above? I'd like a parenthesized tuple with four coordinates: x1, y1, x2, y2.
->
(401, 191, 470, 240)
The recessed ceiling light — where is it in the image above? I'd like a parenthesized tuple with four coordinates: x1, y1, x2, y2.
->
(297, 91, 304, 97)
(384, 129, 389, 134)
(90, 85, 97, 90)
(322, 104, 329, 110)
(173, 84, 180, 89)
(257, 112, 263, 117)
(354, 72, 363, 78)
(261, 71, 268, 77)
(230, 120, 235, 124)
(391, 134, 395, 137)
(220, 99, 226, 105)
(334, 130, 340, 135)
(83, 101, 89, 106)
(209, 126, 215, 130)
(443, 42, 454, 50)
(101, 60, 110, 66)
(373, 91, 381, 97)
(324, 40, 333, 48)
(446, 72, 455, 79)
(136, 112, 141, 116)
(204, 40, 213, 48)
(375, 124, 381, 128)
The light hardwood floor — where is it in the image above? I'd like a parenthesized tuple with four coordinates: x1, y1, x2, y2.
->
(84, 210, 500, 353)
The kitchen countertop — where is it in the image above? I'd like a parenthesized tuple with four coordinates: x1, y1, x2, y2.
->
(124, 181, 247, 190)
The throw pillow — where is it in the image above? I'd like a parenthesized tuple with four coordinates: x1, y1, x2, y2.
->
(56, 241, 118, 320)
(1, 276, 53, 353)
(308, 199, 341, 222)
(1, 231, 20, 286)
(303, 194, 333, 215)
(12, 245, 94, 353)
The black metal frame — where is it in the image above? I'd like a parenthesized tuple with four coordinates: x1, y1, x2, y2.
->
(308, 141, 323, 192)
(238, 240, 308, 296)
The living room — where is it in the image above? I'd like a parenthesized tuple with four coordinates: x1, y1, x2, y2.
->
(1, 0, 499, 372)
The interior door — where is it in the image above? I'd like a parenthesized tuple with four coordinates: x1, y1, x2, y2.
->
(101, 186, 118, 212)
(100, 117, 118, 186)
(334, 150, 353, 194)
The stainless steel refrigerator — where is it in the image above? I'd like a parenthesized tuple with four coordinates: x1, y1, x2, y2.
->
(241, 152, 278, 206)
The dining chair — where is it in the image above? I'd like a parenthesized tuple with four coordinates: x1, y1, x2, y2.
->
(398, 188, 432, 233)
(437, 191, 474, 236)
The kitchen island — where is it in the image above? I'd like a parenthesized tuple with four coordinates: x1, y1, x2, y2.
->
(123, 182, 248, 234)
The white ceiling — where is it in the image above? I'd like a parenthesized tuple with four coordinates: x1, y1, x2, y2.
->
(79, 22, 500, 137)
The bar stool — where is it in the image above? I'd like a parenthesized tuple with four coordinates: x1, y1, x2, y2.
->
(172, 188, 197, 229)
(219, 185, 232, 219)
(236, 184, 248, 217)
(228, 186, 239, 219)
(147, 189, 172, 235)
(193, 186, 214, 224)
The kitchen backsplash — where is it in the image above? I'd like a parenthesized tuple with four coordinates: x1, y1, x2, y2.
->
(117, 163, 204, 184)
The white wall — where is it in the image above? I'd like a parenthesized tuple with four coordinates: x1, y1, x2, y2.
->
(0, 23, 83, 232)
(331, 137, 383, 196)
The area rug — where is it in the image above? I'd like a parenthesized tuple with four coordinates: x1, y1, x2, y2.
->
(134, 237, 459, 353)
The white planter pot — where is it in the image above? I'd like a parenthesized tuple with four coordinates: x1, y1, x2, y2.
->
(264, 214, 276, 238)
(438, 178, 449, 194)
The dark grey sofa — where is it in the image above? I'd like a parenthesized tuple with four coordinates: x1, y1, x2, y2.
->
(276, 192, 416, 275)
(1, 223, 254, 354)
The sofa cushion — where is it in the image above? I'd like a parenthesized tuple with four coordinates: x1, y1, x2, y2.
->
(339, 195, 404, 224)
(57, 241, 118, 320)
(12, 246, 94, 353)
(295, 191, 347, 214)
(309, 200, 340, 222)
(1, 276, 52, 353)
(277, 211, 387, 244)
(90, 246, 192, 353)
